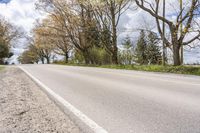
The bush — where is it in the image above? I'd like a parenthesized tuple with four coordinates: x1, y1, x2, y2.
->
(89, 47, 111, 65)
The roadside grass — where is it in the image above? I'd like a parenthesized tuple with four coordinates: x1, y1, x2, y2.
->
(100, 65, 200, 76)
(0, 66, 4, 71)
(54, 61, 200, 76)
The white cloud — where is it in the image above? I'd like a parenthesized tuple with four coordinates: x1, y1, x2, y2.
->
(0, 0, 42, 32)
(0, 0, 44, 63)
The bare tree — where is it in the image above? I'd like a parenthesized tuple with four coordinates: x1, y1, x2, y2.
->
(37, 0, 99, 64)
(0, 16, 23, 64)
(39, 15, 73, 63)
(93, 0, 130, 64)
(135, 0, 200, 66)
(33, 25, 55, 64)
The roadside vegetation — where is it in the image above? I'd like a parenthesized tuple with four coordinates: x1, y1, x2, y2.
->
(100, 65, 200, 76)
(15, 0, 200, 75)
(0, 66, 4, 71)
(54, 61, 200, 76)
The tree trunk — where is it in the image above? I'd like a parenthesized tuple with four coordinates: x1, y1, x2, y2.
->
(111, 27, 118, 64)
(85, 56, 90, 64)
(0, 59, 4, 65)
(65, 52, 69, 64)
(46, 57, 50, 64)
(112, 50, 118, 64)
(173, 44, 181, 66)
(83, 50, 90, 64)
(111, 7, 118, 64)
(41, 58, 45, 64)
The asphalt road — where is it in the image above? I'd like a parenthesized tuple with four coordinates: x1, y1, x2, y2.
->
(20, 64, 200, 133)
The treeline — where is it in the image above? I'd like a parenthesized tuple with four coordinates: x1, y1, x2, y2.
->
(19, 0, 200, 66)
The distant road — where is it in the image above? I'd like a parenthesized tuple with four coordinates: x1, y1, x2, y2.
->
(20, 64, 200, 133)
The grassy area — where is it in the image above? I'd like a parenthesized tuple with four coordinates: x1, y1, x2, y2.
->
(0, 66, 4, 71)
(54, 62, 200, 76)
(100, 65, 200, 76)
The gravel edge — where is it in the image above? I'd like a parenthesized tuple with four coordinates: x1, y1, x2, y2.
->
(0, 67, 82, 133)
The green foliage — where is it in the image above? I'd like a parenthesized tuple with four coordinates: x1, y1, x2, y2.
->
(0, 43, 9, 58)
(146, 32, 162, 65)
(18, 49, 39, 64)
(134, 30, 147, 65)
(88, 47, 112, 65)
(72, 50, 85, 64)
(71, 47, 112, 65)
(100, 28, 112, 51)
(119, 37, 134, 65)
(0, 43, 9, 64)
(85, 24, 100, 48)
(134, 30, 162, 65)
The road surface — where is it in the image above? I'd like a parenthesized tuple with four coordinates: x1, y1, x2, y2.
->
(19, 64, 200, 133)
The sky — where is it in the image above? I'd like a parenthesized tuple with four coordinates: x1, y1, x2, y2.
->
(0, 0, 11, 4)
(0, 0, 199, 64)
(0, 0, 43, 63)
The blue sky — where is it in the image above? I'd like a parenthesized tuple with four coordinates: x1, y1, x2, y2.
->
(0, 0, 11, 4)
(0, 0, 199, 64)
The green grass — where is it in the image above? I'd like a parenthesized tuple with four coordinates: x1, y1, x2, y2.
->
(100, 65, 200, 76)
(0, 66, 4, 71)
(54, 61, 200, 76)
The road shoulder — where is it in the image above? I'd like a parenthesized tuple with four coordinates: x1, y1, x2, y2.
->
(0, 67, 82, 133)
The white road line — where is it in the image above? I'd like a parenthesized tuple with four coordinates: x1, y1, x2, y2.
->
(18, 66, 108, 133)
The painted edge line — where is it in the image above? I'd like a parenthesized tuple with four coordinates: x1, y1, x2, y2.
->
(18, 66, 108, 133)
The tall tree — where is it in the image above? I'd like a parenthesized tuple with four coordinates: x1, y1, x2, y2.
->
(0, 43, 9, 64)
(135, 0, 200, 66)
(93, 0, 130, 64)
(40, 15, 72, 63)
(33, 25, 55, 64)
(37, 0, 101, 64)
(18, 46, 39, 64)
(0, 17, 21, 64)
(146, 32, 162, 65)
(134, 30, 147, 65)
(119, 36, 134, 65)
(37, 0, 131, 64)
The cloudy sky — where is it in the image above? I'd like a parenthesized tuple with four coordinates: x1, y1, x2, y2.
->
(0, 0, 199, 64)
(0, 0, 44, 63)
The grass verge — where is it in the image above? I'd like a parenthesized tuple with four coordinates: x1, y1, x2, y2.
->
(0, 65, 4, 71)
(54, 62, 200, 76)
